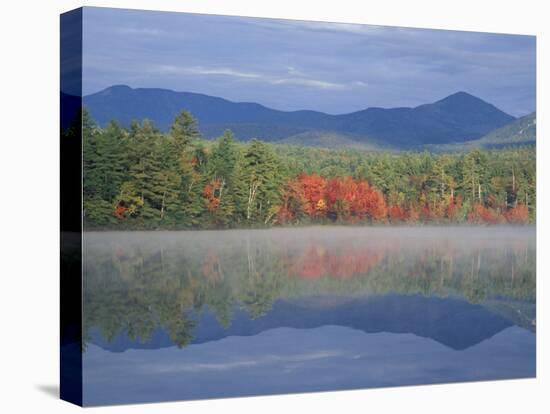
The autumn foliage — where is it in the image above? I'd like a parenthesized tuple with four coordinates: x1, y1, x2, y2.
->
(277, 174, 387, 223)
(275, 174, 530, 226)
(446, 194, 462, 221)
(300, 174, 328, 217)
(114, 203, 128, 218)
(467, 204, 504, 224)
(389, 205, 407, 222)
(203, 179, 223, 212)
(504, 204, 530, 224)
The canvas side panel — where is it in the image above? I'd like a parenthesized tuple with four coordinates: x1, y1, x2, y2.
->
(60, 7, 83, 407)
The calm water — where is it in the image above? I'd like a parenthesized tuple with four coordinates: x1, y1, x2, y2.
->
(82, 226, 536, 406)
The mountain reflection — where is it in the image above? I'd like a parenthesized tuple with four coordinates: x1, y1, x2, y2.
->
(83, 227, 535, 351)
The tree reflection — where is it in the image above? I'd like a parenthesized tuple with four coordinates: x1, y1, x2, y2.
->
(287, 245, 387, 279)
(83, 229, 535, 351)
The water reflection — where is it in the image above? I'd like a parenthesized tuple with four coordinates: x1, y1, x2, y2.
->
(82, 226, 535, 405)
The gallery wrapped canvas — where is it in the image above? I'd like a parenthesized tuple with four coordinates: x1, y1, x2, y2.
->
(61, 6, 536, 407)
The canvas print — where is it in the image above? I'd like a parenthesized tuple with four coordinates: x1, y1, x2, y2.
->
(60, 7, 536, 407)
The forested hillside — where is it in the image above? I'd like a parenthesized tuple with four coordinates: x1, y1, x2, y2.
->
(78, 109, 535, 229)
(427, 112, 536, 152)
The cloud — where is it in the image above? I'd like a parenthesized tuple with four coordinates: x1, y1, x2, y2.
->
(169, 65, 263, 79)
(270, 77, 346, 90)
(152, 64, 362, 90)
(116, 27, 165, 36)
(149, 350, 344, 373)
(279, 19, 387, 35)
(82, 7, 535, 115)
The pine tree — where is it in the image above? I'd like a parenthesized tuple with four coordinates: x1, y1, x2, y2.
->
(202, 131, 241, 225)
(170, 110, 201, 151)
(240, 139, 284, 224)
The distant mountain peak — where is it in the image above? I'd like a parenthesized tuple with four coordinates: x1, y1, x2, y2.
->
(446, 91, 476, 98)
(435, 91, 490, 105)
(99, 84, 133, 95)
(107, 84, 132, 90)
(427, 91, 514, 123)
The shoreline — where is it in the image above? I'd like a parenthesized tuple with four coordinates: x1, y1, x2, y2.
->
(82, 223, 536, 233)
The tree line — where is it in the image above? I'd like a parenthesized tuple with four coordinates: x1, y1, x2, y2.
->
(82, 109, 536, 229)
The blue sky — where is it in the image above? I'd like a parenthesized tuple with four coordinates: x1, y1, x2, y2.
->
(82, 7, 536, 116)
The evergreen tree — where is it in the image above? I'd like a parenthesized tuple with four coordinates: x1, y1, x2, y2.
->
(240, 139, 284, 224)
(170, 110, 201, 151)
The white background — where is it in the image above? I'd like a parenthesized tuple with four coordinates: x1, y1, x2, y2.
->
(0, 0, 548, 412)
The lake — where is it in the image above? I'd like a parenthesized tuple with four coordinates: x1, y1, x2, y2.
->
(82, 226, 536, 406)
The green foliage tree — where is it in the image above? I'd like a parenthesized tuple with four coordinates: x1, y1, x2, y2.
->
(240, 139, 285, 224)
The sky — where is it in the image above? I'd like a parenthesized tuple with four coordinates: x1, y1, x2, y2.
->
(82, 7, 536, 116)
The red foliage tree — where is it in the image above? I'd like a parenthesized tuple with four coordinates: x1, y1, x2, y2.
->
(277, 179, 307, 224)
(352, 180, 387, 221)
(504, 204, 529, 224)
(114, 203, 128, 219)
(389, 205, 407, 223)
(203, 179, 222, 212)
(297, 174, 327, 218)
(467, 204, 503, 224)
(420, 204, 434, 222)
(325, 177, 352, 220)
(446, 194, 462, 221)
(279, 175, 387, 224)
(324, 176, 386, 222)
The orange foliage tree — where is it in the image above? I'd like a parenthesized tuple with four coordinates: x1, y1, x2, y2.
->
(504, 204, 529, 224)
(277, 179, 307, 224)
(277, 174, 530, 226)
(280, 175, 387, 223)
(389, 205, 407, 223)
(350, 179, 387, 221)
(446, 194, 462, 221)
(114, 203, 128, 219)
(203, 178, 222, 212)
(467, 204, 503, 224)
(298, 174, 327, 218)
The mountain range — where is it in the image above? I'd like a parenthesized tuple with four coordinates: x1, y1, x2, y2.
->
(83, 85, 531, 149)
(90, 294, 517, 352)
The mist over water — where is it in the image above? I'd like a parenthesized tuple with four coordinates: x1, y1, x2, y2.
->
(85, 224, 535, 246)
(82, 226, 536, 405)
